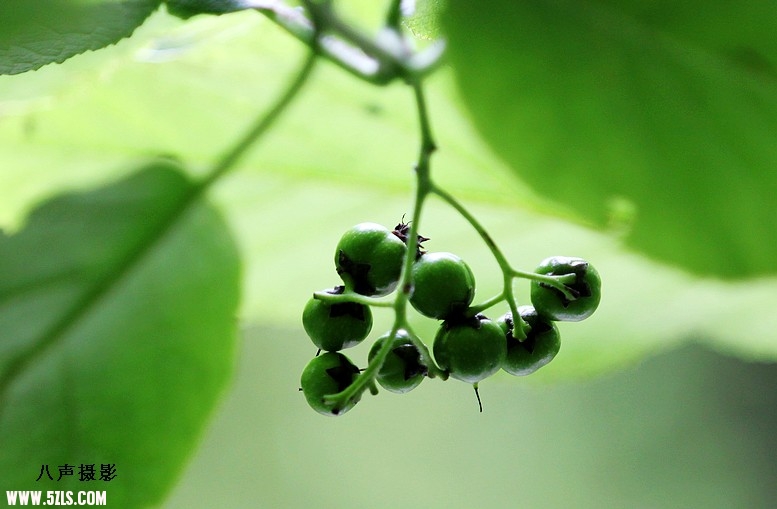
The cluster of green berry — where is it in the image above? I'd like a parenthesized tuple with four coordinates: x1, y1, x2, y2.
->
(301, 221, 601, 416)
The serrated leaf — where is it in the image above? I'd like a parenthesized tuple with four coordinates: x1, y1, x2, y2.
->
(444, 0, 777, 278)
(0, 161, 241, 507)
(0, 0, 162, 75)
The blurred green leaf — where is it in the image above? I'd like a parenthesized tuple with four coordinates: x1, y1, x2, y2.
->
(0, 161, 241, 507)
(0, 0, 161, 75)
(403, 0, 446, 41)
(444, 0, 777, 278)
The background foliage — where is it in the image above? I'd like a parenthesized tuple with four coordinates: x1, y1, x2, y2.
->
(1, 1, 776, 507)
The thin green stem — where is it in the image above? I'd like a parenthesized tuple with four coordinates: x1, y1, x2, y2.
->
(384, 0, 404, 28)
(323, 78, 445, 410)
(430, 185, 507, 268)
(257, 2, 389, 84)
(324, 319, 402, 408)
(510, 268, 577, 301)
(259, 0, 442, 85)
(390, 82, 440, 373)
(307, 1, 406, 73)
(200, 51, 318, 188)
(402, 322, 445, 380)
(503, 273, 526, 340)
(312, 290, 394, 308)
(430, 185, 530, 338)
(466, 291, 506, 315)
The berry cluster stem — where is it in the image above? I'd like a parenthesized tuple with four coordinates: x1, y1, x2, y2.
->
(324, 77, 447, 409)
(312, 290, 394, 308)
(259, 0, 443, 86)
(509, 268, 578, 301)
(430, 185, 529, 339)
(289, 2, 587, 411)
(393, 80, 444, 378)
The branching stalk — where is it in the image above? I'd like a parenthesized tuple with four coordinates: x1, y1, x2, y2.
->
(254, 1, 588, 411)
(324, 77, 446, 410)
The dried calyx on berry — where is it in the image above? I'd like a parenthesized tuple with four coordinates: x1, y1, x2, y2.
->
(392, 216, 429, 258)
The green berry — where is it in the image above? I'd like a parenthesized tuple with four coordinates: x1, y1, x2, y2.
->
(368, 330, 427, 394)
(530, 256, 601, 322)
(433, 315, 506, 384)
(410, 252, 475, 319)
(300, 352, 361, 416)
(498, 306, 560, 376)
(335, 222, 406, 296)
(302, 287, 373, 352)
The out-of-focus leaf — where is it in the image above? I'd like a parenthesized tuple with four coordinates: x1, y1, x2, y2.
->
(0, 161, 241, 507)
(444, 0, 777, 278)
(0, 0, 161, 75)
(403, 0, 446, 40)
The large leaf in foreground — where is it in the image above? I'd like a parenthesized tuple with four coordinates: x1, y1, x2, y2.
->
(0, 162, 240, 507)
(0, 0, 161, 75)
(445, 0, 777, 278)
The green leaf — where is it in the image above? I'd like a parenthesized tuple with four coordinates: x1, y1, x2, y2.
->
(0, 161, 241, 507)
(0, 0, 162, 75)
(403, 0, 447, 41)
(444, 0, 777, 278)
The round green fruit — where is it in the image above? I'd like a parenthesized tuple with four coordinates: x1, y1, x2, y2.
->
(300, 352, 361, 416)
(368, 330, 427, 394)
(433, 315, 506, 384)
(335, 222, 406, 296)
(530, 256, 601, 322)
(302, 288, 372, 352)
(410, 252, 475, 320)
(498, 306, 560, 376)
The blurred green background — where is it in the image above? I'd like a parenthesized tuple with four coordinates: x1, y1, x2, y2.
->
(166, 327, 777, 508)
(3, 2, 777, 507)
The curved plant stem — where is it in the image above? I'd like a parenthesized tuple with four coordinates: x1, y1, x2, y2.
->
(312, 290, 394, 308)
(257, 3, 388, 84)
(384, 0, 404, 28)
(324, 78, 447, 410)
(200, 50, 318, 188)
(259, 0, 443, 86)
(430, 185, 529, 339)
(509, 267, 578, 300)
(466, 291, 505, 315)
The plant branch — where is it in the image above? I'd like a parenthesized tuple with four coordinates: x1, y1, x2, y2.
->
(384, 0, 404, 29)
(256, 0, 443, 85)
(200, 50, 318, 187)
(312, 290, 394, 308)
(430, 185, 530, 339)
(510, 268, 578, 301)
(323, 78, 447, 410)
